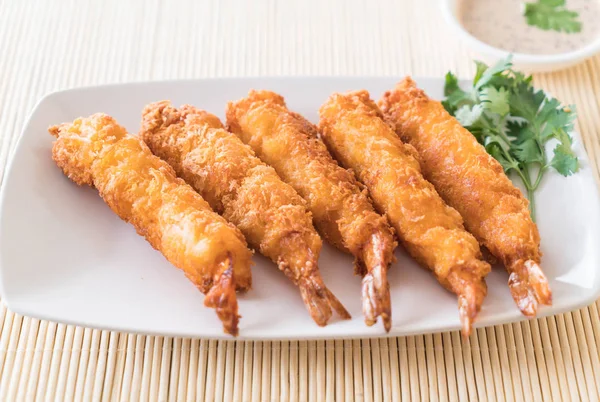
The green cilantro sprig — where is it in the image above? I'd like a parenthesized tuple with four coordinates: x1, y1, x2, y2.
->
(442, 55, 579, 221)
(524, 0, 582, 33)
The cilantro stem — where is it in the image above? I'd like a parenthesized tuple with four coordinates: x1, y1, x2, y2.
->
(527, 186, 536, 222)
(496, 146, 537, 221)
(532, 165, 546, 190)
(514, 168, 530, 190)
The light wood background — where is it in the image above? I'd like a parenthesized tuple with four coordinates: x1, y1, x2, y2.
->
(1, 0, 600, 400)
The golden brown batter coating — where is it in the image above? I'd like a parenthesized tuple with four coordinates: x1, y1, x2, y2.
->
(49, 113, 253, 336)
(140, 102, 349, 326)
(379, 78, 551, 316)
(226, 91, 397, 332)
(319, 90, 492, 336)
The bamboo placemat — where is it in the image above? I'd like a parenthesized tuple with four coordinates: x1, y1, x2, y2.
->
(1, 0, 599, 400)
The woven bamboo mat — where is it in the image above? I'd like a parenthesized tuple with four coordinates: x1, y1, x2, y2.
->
(1, 0, 600, 400)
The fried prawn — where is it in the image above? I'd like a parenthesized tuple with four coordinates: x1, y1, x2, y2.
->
(49, 113, 253, 336)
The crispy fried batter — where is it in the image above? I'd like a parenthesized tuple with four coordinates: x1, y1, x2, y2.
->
(140, 102, 350, 326)
(319, 90, 492, 336)
(226, 91, 397, 332)
(49, 113, 253, 336)
(379, 78, 551, 316)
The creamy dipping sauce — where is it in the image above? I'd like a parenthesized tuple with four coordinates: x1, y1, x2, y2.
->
(459, 0, 600, 54)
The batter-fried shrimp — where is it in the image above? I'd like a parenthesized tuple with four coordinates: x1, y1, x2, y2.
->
(318, 90, 492, 337)
(49, 113, 253, 336)
(226, 90, 397, 332)
(379, 78, 551, 316)
(140, 102, 349, 326)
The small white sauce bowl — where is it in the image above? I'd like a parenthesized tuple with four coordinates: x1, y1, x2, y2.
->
(441, 0, 600, 72)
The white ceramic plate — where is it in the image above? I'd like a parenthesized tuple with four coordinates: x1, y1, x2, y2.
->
(1, 78, 599, 340)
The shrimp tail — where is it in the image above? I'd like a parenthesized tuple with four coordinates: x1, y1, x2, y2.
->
(361, 231, 394, 332)
(457, 281, 479, 338)
(204, 254, 240, 336)
(447, 263, 488, 338)
(298, 275, 351, 326)
(362, 262, 392, 332)
(324, 286, 352, 320)
(508, 259, 552, 317)
(278, 234, 351, 326)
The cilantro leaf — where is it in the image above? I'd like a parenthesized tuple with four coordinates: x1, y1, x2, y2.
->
(537, 97, 562, 120)
(514, 139, 544, 164)
(455, 104, 484, 127)
(550, 146, 579, 175)
(480, 87, 510, 116)
(524, 0, 582, 33)
(512, 71, 533, 87)
(540, 103, 576, 140)
(487, 70, 532, 92)
(509, 82, 545, 121)
(507, 119, 536, 143)
(473, 61, 489, 86)
(549, 129, 579, 175)
(442, 72, 472, 114)
(442, 90, 472, 114)
(444, 71, 460, 96)
(474, 55, 513, 90)
(506, 115, 529, 129)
